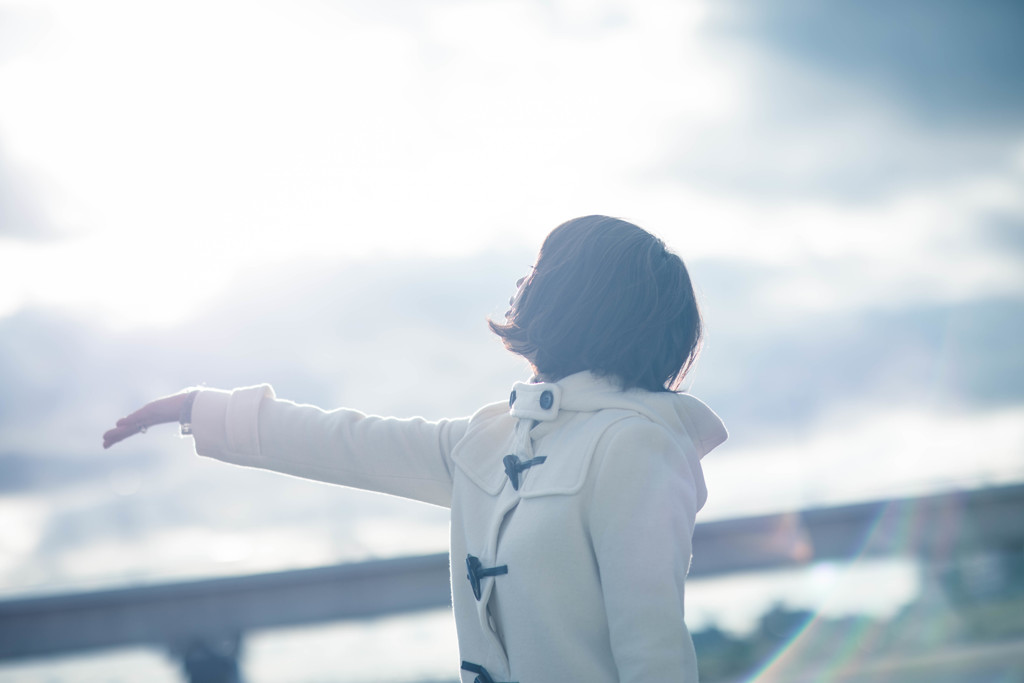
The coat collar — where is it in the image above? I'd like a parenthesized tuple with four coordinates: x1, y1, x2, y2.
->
(509, 372, 626, 422)
(453, 372, 637, 496)
(451, 370, 726, 497)
(508, 381, 561, 421)
(451, 404, 635, 498)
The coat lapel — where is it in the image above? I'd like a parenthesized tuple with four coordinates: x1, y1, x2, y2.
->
(450, 406, 519, 495)
(517, 410, 636, 498)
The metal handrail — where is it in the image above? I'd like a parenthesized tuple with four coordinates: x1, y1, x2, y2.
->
(2, 482, 1021, 680)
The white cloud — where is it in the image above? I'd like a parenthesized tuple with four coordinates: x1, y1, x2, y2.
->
(0, 498, 46, 582)
(686, 558, 920, 635)
(1, 0, 1019, 330)
(0, 649, 179, 683)
(246, 609, 458, 683)
(702, 405, 1024, 520)
(0, 0, 747, 327)
(653, 170, 1024, 319)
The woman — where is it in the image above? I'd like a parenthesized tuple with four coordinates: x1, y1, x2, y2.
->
(103, 215, 727, 683)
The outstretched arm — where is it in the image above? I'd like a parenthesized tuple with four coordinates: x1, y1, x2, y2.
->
(102, 389, 198, 449)
(103, 386, 467, 508)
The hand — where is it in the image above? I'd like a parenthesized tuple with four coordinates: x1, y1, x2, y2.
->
(102, 391, 194, 449)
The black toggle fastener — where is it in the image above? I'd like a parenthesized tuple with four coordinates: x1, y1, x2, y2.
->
(461, 660, 517, 683)
(466, 554, 508, 600)
(503, 454, 547, 491)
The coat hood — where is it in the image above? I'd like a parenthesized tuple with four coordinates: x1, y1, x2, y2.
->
(508, 371, 728, 459)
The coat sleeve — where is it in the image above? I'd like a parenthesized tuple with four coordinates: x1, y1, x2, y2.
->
(586, 418, 703, 683)
(190, 385, 470, 508)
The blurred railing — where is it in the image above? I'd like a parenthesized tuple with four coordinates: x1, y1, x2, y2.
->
(2, 483, 1022, 682)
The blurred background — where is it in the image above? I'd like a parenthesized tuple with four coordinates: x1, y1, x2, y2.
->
(1, 0, 1022, 681)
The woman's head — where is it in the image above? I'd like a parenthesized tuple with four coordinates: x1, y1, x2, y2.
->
(489, 215, 702, 392)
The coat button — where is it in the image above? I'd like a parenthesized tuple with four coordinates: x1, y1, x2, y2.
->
(466, 555, 508, 600)
(540, 390, 553, 410)
(509, 390, 517, 407)
(504, 454, 547, 491)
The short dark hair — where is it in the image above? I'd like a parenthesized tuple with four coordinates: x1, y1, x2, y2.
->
(489, 215, 702, 392)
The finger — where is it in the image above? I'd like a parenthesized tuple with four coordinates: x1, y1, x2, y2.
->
(105, 392, 192, 449)
(103, 427, 126, 449)
(115, 407, 154, 434)
(117, 396, 180, 429)
(117, 410, 148, 427)
(103, 426, 131, 448)
(103, 421, 147, 448)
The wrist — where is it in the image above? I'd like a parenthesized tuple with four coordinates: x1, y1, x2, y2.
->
(179, 390, 200, 435)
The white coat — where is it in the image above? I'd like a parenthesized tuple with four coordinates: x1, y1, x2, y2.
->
(190, 371, 727, 683)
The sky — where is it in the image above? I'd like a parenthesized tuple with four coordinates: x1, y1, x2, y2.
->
(0, 0, 1023, 680)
